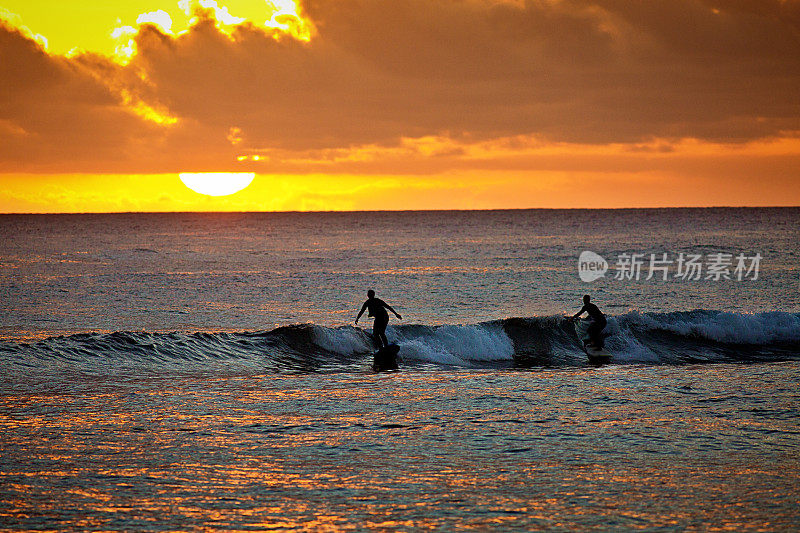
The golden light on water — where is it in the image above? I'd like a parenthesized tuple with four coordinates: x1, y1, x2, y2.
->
(179, 173, 255, 196)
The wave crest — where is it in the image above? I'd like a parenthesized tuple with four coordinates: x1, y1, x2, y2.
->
(1, 310, 797, 375)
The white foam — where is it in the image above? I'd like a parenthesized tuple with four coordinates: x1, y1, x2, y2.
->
(312, 326, 373, 354)
(390, 324, 515, 365)
(620, 311, 800, 345)
(604, 328, 661, 363)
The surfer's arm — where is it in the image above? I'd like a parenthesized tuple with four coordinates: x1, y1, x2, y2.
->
(355, 302, 368, 324)
(572, 305, 587, 320)
(384, 303, 402, 319)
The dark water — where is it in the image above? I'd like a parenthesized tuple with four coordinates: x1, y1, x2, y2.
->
(1, 208, 799, 530)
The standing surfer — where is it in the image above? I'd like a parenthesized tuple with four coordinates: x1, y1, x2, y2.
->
(355, 290, 402, 349)
(572, 295, 607, 348)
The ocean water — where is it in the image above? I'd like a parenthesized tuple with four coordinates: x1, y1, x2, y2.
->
(1, 208, 799, 531)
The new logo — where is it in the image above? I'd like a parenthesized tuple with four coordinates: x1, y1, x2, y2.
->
(578, 251, 608, 282)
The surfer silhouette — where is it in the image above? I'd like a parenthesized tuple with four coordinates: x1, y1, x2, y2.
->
(355, 290, 402, 349)
(572, 295, 607, 348)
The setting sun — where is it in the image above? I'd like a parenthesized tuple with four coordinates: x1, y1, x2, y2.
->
(0, 0, 798, 211)
(179, 173, 255, 196)
(1, 2, 799, 531)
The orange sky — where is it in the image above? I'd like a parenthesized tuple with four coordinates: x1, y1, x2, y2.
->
(1, 0, 799, 212)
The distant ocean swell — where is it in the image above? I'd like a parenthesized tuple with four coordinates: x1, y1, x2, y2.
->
(1, 311, 798, 376)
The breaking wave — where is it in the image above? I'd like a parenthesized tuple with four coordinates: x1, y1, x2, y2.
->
(1, 310, 798, 376)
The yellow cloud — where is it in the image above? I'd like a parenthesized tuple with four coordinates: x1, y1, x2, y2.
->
(136, 10, 174, 34)
(0, 7, 48, 49)
(263, 0, 315, 41)
(2, 0, 313, 59)
(118, 89, 179, 126)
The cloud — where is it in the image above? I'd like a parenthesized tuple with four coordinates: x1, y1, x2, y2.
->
(0, 0, 799, 174)
(0, 22, 159, 171)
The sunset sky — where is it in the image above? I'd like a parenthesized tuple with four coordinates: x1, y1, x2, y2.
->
(1, 0, 799, 212)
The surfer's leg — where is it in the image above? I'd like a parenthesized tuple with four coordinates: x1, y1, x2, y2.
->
(587, 323, 600, 348)
(589, 320, 606, 349)
(373, 318, 388, 349)
(372, 330, 384, 349)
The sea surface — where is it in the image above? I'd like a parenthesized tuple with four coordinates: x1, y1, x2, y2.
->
(1, 208, 799, 531)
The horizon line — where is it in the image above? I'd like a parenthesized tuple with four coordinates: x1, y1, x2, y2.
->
(1, 205, 799, 215)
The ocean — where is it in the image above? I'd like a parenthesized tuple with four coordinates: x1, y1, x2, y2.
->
(1, 208, 799, 530)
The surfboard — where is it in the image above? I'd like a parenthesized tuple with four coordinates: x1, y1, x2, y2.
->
(574, 319, 612, 363)
(372, 344, 400, 372)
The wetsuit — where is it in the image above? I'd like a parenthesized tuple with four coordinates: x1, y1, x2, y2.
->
(362, 297, 390, 348)
(578, 302, 607, 348)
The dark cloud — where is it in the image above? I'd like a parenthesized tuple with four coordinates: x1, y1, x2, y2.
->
(0, 22, 162, 171)
(1, 0, 799, 173)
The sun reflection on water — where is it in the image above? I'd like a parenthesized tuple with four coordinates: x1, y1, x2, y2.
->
(1, 365, 799, 530)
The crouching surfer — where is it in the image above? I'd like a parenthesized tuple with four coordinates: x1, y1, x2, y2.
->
(571, 294, 607, 349)
(355, 290, 402, 349)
